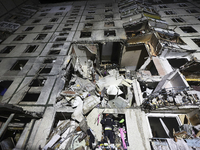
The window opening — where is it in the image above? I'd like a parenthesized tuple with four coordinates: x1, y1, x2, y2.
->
(186, 9, 199, 13)
(25, 27, 34, 31)
(67, 20, 75, 23)
(34, 34, 47, 40)
(0, 81, 13, 96)
(29, 78, 46, 87)
(40, 13, 47, 16)
(84, 23, 93, 28)
(148, 116, 180, 138)
(59, 32, 69, 36)
(179, 3, 187, 7)
(192, 39, 200, 47)
(48, 50, 61, 55)
(104, 30, 116, 36)
(52, 44, 63, 48)
(21, 93, 40, 102)
(50, 18, 58, 22)
(24, 45, 38, 53)
(32, 19, 41, 23)
(55, 12, 63, 16)
(62, 28, 71, 31)
(43, 58, 56, 64)
(38, 67, 52, 74)
(164, 10, 176, 15)
(65, 24, 73, 27)
(80, 32, 91, 38)
(55, 37, 66, 41)
(0, 46, 15, 53)
(104, 22, 115, 27)
(159, 5, 167, 8)
(171, 18, 185, 23)
(105, 14, 113, 19)
(59, 7, 65, 10)
(88, 10, 95, 13)
(43, 25, 53, 30)
(10, 60, 28, 70)
(105, 9, 112, 12)
(13, 35, 26, 41)
(180, 26, 197, 33)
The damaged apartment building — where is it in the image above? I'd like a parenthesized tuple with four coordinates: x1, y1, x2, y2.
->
(1, 0, 200, 149)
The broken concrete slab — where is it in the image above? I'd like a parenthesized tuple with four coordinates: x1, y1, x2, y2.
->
(83, 95, 100, 115)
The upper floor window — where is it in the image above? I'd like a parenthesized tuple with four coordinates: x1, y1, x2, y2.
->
(179, 3, 187, 7)
(164, 10, 176, 15)
(171, 18, 185, 23)
(159, 5, 167, 8)
(186, 9, 199, 13)
(180, 26, 197, 33)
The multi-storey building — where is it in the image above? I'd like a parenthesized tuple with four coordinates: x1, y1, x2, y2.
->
(1, 0, 200, 149)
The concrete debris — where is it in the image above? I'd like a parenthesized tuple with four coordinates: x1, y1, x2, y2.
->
(83, 95, 100, 115)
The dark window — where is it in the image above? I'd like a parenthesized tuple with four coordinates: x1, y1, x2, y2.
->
(40, 13, 47, 16)
(50, 18, 58, 22)
(164, 10, 176, 15)
(69, 17, 76, 19)
(104, 30, 116, 36)
(34, 34, 47, 40)
(59, 7, 65, 10)
(80, 32, 91, 38)
(105, 9, 112, 12)
(29, 78, 46, 87)
(43, 25, 53, 30)
(55, 12, 63, 16)
(159, 5, 167, 8)
(55, 37, 66, 41)
(25, 27, 34, 31)
(38, 67, 52, 74)
(74, 6, 81, 8)
(48, 50, 61, 55)
(196, 16, 200, 21)
(86, 16, 94, 20)
(0, 81, 13, 96)
(70, 13, 77, 16)
(32, 19, 41, 23)
(88, 10, 95, 13)
(180, 26, 197, 33)
(186, 9, 199, 13)
(52, 44, 63, 48)
(171, 18, 185, 23)
(179, 3, 187, 7)
(43, 58, 56, 64)
(59, 32, 69, 36)
(24, 45, 38, 53)
(65, 24, 73, 27)
(21, 93, 40, 102)
(105, 14, 113, 19)
(72, 10, 79, 13)
(62, 28, 71, 31)
(13, 35, 26, 41)
(85, 23, 93, 28)
(10, 60, 28, 70)
(0, 46, 15, 53)
(192, 39, 200, 47)
(104, 21, 115, 27)
(67, 20, 75, 23)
